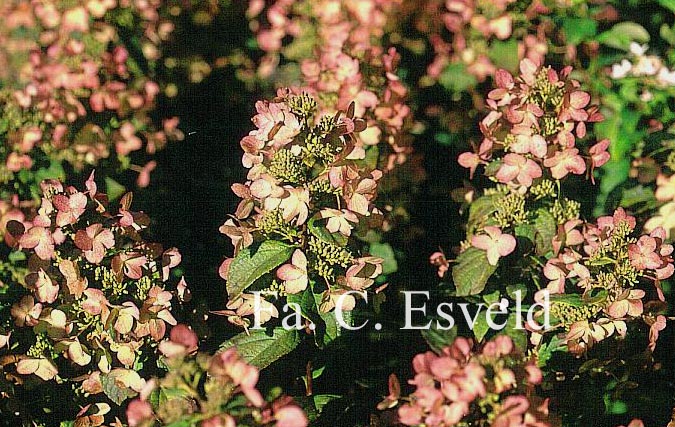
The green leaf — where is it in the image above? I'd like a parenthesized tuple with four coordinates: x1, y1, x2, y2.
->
(534, 209, 556, 256)
(620, 185, 656, 207)
(472, 312, 491, 343)
(562, 18, 597, 45)
(34, 160, 65, 183)
(313, 394, 341, 413)
(488, 39, 519, 71)
(421, 323, 457, 353)
(308, 217, 348, 246)
(105, 177, 126, 201)
(439, 63, 477, 93)
(467, 194, 500, 232)
(60, 422, 75, 427)
(506, 284, 527, 300)
(369, 242, 398, 275)
(100, 371, 139, 406)
(8, 251, 26, 263)
(598, 22, 650, 51)
(452, 247, 497, 296)
(500, 312, 528, 351)
(658, 0, 675, 13)
(220, 327, 301, 369)
(548, 293, 584, 307)
(226, 240, 295, 298)
(537, 335, 566, 368)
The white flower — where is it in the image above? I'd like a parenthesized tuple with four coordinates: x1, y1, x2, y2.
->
(629, 42, 648, 57)
(610, 59, 632, 79)
(657, 67, 675, 86)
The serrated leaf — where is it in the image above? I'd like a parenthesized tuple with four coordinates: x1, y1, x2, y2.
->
(534, 209, 556, 256)
(226, 240, 295, 299)
(452, 247, 497, 296)
(369, 242, 398, 275)
(537, 335, 566, 368)
(220, 327, 300, 369)
(421, 323, 457, 353)
(472, 313, 491, 343)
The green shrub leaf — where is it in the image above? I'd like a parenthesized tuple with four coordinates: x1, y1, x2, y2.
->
(226, 240, 295, 299)
(452, 247, 497, 296)
(220, 327, 301, 369)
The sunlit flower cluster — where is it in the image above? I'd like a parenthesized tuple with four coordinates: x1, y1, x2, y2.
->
(536, 208, 672, 353)
(126, 324, 308, 427)
(247, 0, 412, 173)
(219, 91, 384, 327)
(644, 173, 675, 238)
(382, 336, 555, 427)
(0, 174, 189, 421)
(460, 59, 609, 187)
(0, 1, 182, 203)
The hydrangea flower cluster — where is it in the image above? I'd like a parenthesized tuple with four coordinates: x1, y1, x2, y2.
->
(445, 59, 672, 359)
(0, 174, 188, 421)
(459, 59, 609, 188)
(382, 336, 555, 427)
(247, 0, 412, 173)
(0, 1, 182, 210)
(126, 324, 308, 427)
(449, 60, 610, 271)
(538, 208, 672, 354)
(219, 90, 384, 327)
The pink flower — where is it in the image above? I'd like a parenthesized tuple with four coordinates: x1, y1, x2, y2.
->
(19, 225, 55, 260)
(126, 400, 154, 427)
(655, 174, 675, 202)
(510, 133, 547, 158)
(275, 404, 308, 427)
(279, 187, 310, 225)
(53, 192, 87, 226)
(344, 256, 383, 290)
(648, 315, 666, 351)
(495, 153, 542, 187)
(74, 223, 115, 264)
(276, 250, 308, 294)
(320, 208, 359, 236)
(27, 269, 59, 304)
(471, 226, 517, 265)
(458, 152, 482, 178)
(543, 148, 586, 179)
(589, 139, 610, 171)
(628, 235, 662, 270)
(607, 289, 645, 318)
(11, 296, 42, 327)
